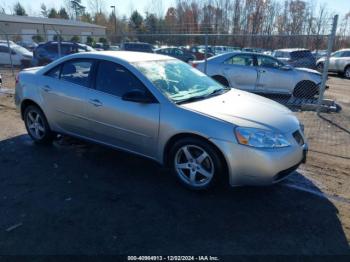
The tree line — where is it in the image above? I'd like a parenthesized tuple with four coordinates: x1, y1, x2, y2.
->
(3, 0, 350, 49)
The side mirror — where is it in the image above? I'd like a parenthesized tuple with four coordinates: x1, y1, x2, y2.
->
(280, 65, 292, 70)
(122, 89, 155, 104)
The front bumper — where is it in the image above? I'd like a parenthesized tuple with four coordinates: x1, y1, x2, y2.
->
(210, 133, 308, 186)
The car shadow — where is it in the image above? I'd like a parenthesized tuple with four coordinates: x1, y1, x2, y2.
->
(0, 134, 349, 255)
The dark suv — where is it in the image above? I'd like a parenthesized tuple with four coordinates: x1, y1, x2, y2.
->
(33, 41, 94, 66)
(120, 42, 154, 53)
(273, 49, 316, 69)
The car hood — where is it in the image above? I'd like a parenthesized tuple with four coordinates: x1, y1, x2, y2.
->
(295, 67, 321, 75)
(180, 89, 300, 134)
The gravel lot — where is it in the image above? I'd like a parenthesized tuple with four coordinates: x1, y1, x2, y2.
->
(0, 68, 349, 256)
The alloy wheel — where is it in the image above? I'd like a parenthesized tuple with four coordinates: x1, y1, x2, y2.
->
(26, 110, 46, 140)
(174, 145, 215, 187)
(345, 67, 350, 79)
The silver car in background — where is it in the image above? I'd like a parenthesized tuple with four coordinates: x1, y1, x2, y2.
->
(193, 52, 322, 98)
(15, 51, 307, 190)
(316, 49, 350, 78)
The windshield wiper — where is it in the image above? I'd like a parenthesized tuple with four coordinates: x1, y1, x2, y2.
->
(176, 95, 209, 104)
(176, 87, 230, 104)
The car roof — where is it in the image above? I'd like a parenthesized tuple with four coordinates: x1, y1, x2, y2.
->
(66, 51, 174, 63)
(275, 48, 310, 52)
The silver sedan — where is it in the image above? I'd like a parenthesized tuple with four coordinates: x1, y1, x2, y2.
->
(15, 51, 308, 190)
(193, 52, 322, 98)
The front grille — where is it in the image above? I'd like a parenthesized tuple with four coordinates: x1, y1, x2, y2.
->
(293, 130, 304, 146)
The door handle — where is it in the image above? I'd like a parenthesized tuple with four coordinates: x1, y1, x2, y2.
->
(259, 70, 266, 73)
(42, 85, 51, 92)
(89, 99, 103, 107)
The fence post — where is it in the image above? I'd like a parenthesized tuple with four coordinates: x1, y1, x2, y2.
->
(57, 33, 62, 58)
(317, 15, 338, 114)
(5, 35, 14, 76)
(204, 33, 208, 74)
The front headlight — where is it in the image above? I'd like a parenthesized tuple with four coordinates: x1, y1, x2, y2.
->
(235, 127, 290, 148)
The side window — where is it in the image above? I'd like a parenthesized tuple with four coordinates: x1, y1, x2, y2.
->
(95, 60, 146, 97)
(225, 54, 254, 66)
(341, 51, 350, 57)
(174, 49, 183, 55)
(257, 56, 281, 69)
(0, 46, 9, 53)
(61, 59, 93, 87)
(45, 65, 61, 79)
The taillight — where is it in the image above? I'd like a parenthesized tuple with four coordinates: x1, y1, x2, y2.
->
(191, 62, 198, 68)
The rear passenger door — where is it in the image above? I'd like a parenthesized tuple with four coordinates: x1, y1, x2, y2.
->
(222, 54, 257, 91)
(85, 60, 160, 158)
(41, 59, 94, 136)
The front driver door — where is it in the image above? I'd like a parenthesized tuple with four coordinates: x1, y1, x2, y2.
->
(255, 55, 295, 95)
(222, 53, 257, 91)
(85, 60, 160, 158)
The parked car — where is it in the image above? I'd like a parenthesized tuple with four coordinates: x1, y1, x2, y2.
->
(120, 42, 154, 53)
(32, 41, 94, 66)
(109, 45, 120, 51)
(93, 42, 110, 51)
(192, 52, 322, 98)
(312, 50, 327, 60)
(188, 46, 214, 60)
(155, 47, 195, 63)
(0, 42, 33, 67)
(17, 41, 38, 52)
(273, 48, 316, 69)
(15, 51, 307, 190)
(316, 49, 350, 78)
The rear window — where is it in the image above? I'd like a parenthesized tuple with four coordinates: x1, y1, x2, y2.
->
(291, 51, 313, 59)
(124, 43, 153, 52)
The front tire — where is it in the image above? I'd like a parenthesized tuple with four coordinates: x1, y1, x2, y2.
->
(345, 66, 350, 79)
(293, 81, 318, 99)
(316, 62, 324, 73)
(24, 105, 54, 144)
(169, 138, 225, 190)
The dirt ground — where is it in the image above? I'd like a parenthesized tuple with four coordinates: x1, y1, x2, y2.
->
(0, 68, 349, 256)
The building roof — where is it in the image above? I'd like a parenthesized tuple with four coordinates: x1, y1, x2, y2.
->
(0, 14, 105, 29)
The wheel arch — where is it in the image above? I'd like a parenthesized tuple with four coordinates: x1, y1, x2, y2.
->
(163, 133, 229, 175)
(20, 99, 43, 120)
(211, 75, 230, 87)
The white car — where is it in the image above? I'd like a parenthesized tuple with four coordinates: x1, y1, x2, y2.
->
(193, 52, 322, 98)
(316, 49, 350, 78)
(0, 42, 33, 66)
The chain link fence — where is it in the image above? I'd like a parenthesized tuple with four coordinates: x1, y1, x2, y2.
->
(0, 15, 349, 161)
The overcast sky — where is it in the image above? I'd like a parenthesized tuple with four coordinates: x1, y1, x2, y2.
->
(0, 0, 348, 18)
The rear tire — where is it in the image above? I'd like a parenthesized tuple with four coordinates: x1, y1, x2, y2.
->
(24, 105, 54, 144)
(212, 75, 229, 87)
(169, 137, 225, 190)
(293, 81, 318, 99)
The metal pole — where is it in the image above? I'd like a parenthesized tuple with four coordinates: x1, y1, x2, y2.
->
(6, 35, 14, 76)
(317, 15, 338, 114)
(204, 33, 208, 74)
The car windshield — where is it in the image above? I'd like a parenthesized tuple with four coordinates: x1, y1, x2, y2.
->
(133, 59, 227, 103)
